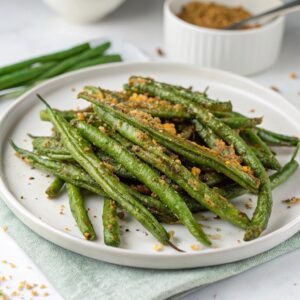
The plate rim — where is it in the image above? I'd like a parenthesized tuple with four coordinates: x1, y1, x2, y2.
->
(1, 62, 300, 268)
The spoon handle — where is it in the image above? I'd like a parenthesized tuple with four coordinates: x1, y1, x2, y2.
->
(226, 0, 300, 30)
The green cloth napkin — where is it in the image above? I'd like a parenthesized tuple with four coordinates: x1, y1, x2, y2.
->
(1, 198, 299, 300)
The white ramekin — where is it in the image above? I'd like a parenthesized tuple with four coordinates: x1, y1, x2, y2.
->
(164, 0, 285, 75)
(43, 0, 126, 23)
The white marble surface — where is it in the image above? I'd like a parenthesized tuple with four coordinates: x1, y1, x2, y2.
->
(0, 0, 300, 299)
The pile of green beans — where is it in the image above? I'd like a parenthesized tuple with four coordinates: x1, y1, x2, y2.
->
(11, 76, 300, 251)
(0, 41, 122, 100)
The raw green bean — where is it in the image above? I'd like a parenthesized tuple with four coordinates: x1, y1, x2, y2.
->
(0, 62, 56, 91)
(0, 43, 90, 76)
(127, 76, 272, 241)
(66, 183, 96, 240)
(102, 197, 120, 247)
(74, 120, 211, 246)
(69, 54, 122, 71)
(257, 128, 299, 147)
(37, 95, 175, 248)
(79, 89, 259, 193)
(45, 177, 65, 198)
(38, 42, 110, 80)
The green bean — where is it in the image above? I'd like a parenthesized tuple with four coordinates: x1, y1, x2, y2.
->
(79, 89, 259, 193)
(45, 177, 65, 198)
(104, 124, 250, 229)
(200, 171, 227, 187)
(217, 157, 299, 200)
(257, 128, 299, 147)
(66, 183, 96, 240)
(194, 120, 236, 158)
(31, 135, 70, 156)
(13, 143, 176, 223)
(177, 124, 195, 140)
(221, 117, 262, 129)
(250, 147, 278, 170)
(102, 197, 120, 247)
(31, 135, 136, 179)
(40, 109, 78, 122)
(241, 129, 281, 170)
(69, 54, 122, 71)
(129, 143, 250, 228)
(124, 80, 232, 112)
(195, 121, 280, 171)
(37, 95, 176, 248)
(74, 120, 211, 246)
(127, 76, 272, 241)
(0, 43, 90, 76)
(38, 42, 111, 80)
(0, 62, 56, 91)
(12, 142, 105, 194)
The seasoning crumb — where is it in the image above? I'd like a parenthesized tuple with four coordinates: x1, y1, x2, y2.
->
(29, 177, 35, 180)
(282, 197, 300, 206)
(31, 290, 38, 297)
(2, 226, 8, 232)
(64, 227, 71, 232)
(40, 285, 47, 290)
(125, 229, 130, 232)
(156, 48, 165, 57)
(244, 201, 253, 209)
(11, 291, 20, 297)
(237, 239, 241, 243)
(270, 86, 280, 93)
(71, 87, 76, 92)
(289, 72, 297, 80)
(43, 292, 50, 297)
(190, 244, 202, 251)
(249, 108, 256, 113)
(9, 263, 16, 269)
(153, 244, 164, 251)
(216, 227, 222, 232)
(208, 234, 222, 240)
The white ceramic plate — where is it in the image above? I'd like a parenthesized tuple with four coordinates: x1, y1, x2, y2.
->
(0, 63, 300, 269)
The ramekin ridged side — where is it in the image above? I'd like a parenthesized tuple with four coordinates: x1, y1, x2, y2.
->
(164, 0, 285, 75)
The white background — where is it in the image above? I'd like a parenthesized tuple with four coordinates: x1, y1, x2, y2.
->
(0, 0, 300, 299)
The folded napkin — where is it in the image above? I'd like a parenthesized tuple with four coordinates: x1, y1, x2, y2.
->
(1, 198, 299, 300)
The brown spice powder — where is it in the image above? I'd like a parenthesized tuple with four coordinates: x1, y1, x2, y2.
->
(178, 1, 253, 29)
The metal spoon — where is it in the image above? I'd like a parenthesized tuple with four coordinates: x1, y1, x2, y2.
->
(225, 0, 300, 30)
